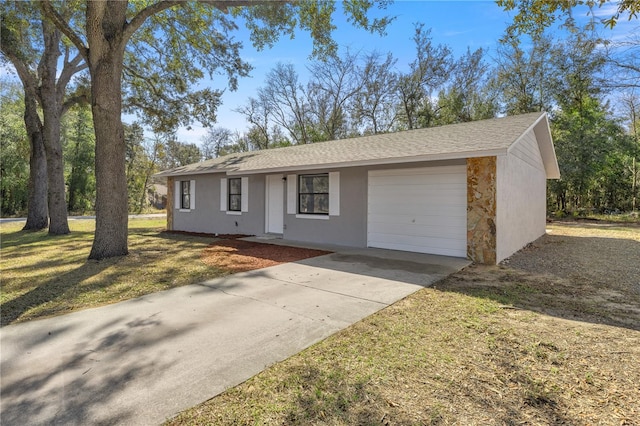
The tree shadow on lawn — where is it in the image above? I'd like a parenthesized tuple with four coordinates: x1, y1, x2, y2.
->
(436, 234, 640, 332)
(0, 230, 221, 326)
(1, 255, 126, 326)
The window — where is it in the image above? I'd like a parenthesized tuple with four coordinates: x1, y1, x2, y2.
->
(298, 174, 329, 214)
(180, 180, 190, 210)
(228, 178, 242, 211)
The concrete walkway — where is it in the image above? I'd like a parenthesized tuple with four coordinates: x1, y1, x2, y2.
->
(0, 247, 469, 425)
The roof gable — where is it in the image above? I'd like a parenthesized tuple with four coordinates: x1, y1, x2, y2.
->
(156, 112, 559, 179)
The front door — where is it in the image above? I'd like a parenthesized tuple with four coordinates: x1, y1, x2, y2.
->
(265, 174, 284, 234)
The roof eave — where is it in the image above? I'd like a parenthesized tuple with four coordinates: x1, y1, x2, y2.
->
(225, 149, 507, 175)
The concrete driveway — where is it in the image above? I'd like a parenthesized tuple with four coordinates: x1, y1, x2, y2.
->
(0, 246, 469, 425)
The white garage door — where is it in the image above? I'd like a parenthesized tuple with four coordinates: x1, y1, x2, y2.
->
(368, 166, 467, 257)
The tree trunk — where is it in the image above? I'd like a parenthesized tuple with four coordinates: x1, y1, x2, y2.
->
(40, 22, 70, 235)
(87, 25, 129, 259)
(22, 89, 49, 231)
(40, 97, 70, 235)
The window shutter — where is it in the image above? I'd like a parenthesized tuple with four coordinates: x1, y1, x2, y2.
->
(190, 180, 196, 210)
(220, 178, 227, 211)
(287, 174, 296, 214)
(174, 180, 181, 209)
(241, 177, 249, 212)
(329, 172, 340, 216)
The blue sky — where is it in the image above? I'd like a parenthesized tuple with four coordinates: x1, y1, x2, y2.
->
(177, 1, 516, 142)
(175, 0, 637, 144)
(1, 1, 635, 145)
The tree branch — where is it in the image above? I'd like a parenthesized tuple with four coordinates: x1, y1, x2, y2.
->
(40, 1, 88, 60)
(1, 49, 37, 91)
(124, 0, 182, 41)
(57, 60, 88, 103)
(124, 0, 266, 43)
(62, 94, 90, 115)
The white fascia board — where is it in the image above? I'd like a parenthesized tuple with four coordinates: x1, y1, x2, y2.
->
(508, 112, 560, 179)
(155, 170, 233, 178)
(224, 149, 506, 176)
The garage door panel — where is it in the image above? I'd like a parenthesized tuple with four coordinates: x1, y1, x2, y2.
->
(368, 166, 467, 258)
(367, 222, 467, 239)
(368, 215, 467, 232)
(369, 192, 467, 208)
(368, 205, 467, 218)
(369, 184, 466, 196)
(367, 233, 466, 253)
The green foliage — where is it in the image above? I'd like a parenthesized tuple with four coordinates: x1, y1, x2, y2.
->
(497, 0, 640, 36)
(546, 31, 626, 213)
(435, 47, 498, 125)
(162, 137, 202, 169)
(124, 2, 248, 133)
(0, 81, 29, 216)
(63, 105, 95, 214)
(493, 35, 555, 114)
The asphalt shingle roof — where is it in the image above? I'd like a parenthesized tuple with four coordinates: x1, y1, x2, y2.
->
(156, 112, 554, 177)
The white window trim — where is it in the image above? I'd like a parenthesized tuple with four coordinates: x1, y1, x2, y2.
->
(222, 176, 248, 214)
(287, 174, 296, 214)
(175, 179, 195, 212)
(190, 180, 196, 210)
(329, 171, 339, 216)
(287, 172, 340, 216)
(241, 177, 249, 212)
(295, 214, 329, 220)
(220, 178, 227, 212)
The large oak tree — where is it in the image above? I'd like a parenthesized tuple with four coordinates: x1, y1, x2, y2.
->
(1, 2, 87, 233)
(39, 0, 390, 259)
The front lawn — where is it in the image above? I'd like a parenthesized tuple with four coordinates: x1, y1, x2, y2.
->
(0, 218, 224, 325)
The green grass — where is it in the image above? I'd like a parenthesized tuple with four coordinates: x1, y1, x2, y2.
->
(0, 218, 225, 325)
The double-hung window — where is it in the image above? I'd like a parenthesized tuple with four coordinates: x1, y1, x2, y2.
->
(298, 174, 329, 215)
(180, 181, 190, 210)
(228, 178, 242, 211)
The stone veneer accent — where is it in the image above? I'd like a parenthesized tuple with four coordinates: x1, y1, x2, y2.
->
(467, 156, 497, 264)
(166, 177, 174, 231)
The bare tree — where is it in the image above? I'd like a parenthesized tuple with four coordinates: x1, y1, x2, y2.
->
(201, 126, 233, 159)
(396, 24, 453, 129)
(307, 50, 363, 140)
(352, 51, 398, 134)
(234, 98, 271, 149)
(605, 28, 640, 90)
(259, 63, 312, 144)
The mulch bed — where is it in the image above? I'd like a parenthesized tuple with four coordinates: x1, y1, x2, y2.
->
(201, 239, 332, 273)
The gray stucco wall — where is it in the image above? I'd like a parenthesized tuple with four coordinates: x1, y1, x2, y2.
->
(283, 167, 368, 247)
(170, 159, 467, 249)
(172, 173, 266, 236)
(496, 129, 548, 262)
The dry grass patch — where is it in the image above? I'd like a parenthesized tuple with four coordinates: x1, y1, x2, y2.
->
(0, 218, 226, 325)
(168, 223, 640, 425)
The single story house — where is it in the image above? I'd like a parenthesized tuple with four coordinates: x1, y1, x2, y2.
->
(155, 112, 559, 264)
